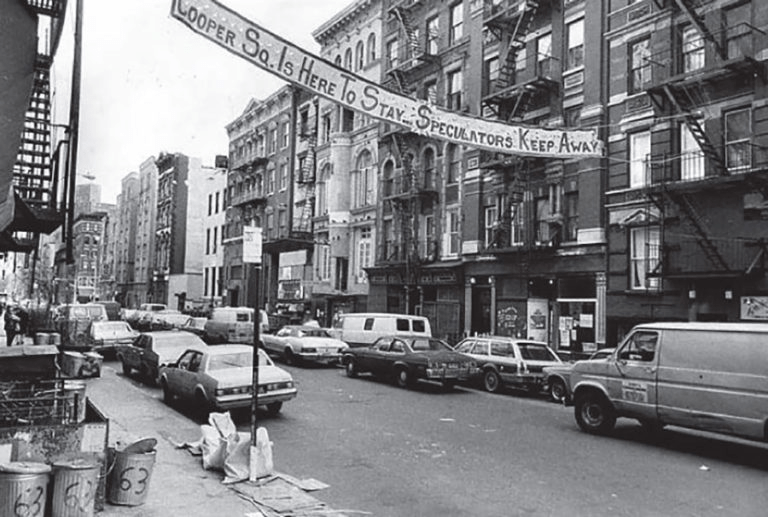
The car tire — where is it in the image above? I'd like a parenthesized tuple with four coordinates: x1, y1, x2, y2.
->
(549, 378, 568, 403)
(575, 392, 616, 435)
(395, 368, 411, 389)
(284, 348, 296, 366)
(483, 370, 501, 393)
(266, 402, 283, 416)
(195, 390, 211, 419)
(345, 359, 358, 378)
(121, 360, 131, 376)
(161, 380, 174, 405)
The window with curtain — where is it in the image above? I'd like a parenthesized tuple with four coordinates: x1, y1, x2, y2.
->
(427, 16, 439, 54)
(631, 227, 660, 290)
(566, 19, 584, 70)
(629, 131, 651, 188)
(682, 25, 704, 73)
(629, 38, 651, 94)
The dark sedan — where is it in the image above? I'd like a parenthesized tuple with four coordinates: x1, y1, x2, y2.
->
(342, 336, 479, 390)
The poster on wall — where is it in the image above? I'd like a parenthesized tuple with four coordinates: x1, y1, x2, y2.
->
(741, 296, 768, 320)
(527, 298, 548, 342)
(559, 317, 574, 349)
(496, 300, 527, 338)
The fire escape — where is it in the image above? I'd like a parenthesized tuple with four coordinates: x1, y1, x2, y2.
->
(295, 127, 317, 235)
(480, 0, 557, 253)
(644, 0, 767, 277)
(380, 0, 441, 278)
(5, 0, 69, 250)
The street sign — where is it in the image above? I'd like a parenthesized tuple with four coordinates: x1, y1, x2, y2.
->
(169, 0, 604, 159)
(242, 225, 262, 264)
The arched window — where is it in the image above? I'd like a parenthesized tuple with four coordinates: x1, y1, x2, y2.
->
(334, 55, 342, 66)
(356, 41, 365, 70)
(344, 49, 353, 70)
(367, 33, 376, 63)
(423, 147, 435, 189)
(317, 163, 332, 216)
(354, 150, 375, 207)
(383, 159, 395, 198)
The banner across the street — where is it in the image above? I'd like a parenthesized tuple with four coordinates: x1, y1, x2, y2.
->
(170, 0, 603, 158)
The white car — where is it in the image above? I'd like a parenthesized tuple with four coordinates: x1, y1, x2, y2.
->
(159, 344, 297, 416)
(542, 348, 616, 403)
(262, 325, 348, 365)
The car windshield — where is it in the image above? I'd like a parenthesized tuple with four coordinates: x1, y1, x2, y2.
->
(93, 322, 133, 336)
(207, 350, 269, 370)
(518, 343, 558, 361)
(410, 338, 451, 352)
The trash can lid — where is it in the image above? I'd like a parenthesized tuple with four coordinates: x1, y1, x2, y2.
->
(52, 458, 95, 470)
(0, 462, 51, 474)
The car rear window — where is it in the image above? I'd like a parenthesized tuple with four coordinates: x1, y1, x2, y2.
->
(490, 342, 515, 357)
(410, 338, 451, 352)
(518, 343, 558, 361)
(208, 350, 268, 370)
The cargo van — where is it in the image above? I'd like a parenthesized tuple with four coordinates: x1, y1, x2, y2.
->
(329, 312, 431, 347)
(203, 307, 269, 344)
(567, 322, 768, 443)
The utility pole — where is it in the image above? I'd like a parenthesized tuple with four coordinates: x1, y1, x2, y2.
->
(66, 0, 84, 264)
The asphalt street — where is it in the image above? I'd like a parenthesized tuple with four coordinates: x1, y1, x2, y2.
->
(89, 358, 768, 517)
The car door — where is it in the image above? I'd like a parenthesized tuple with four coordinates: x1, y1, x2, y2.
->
(606, 330, 660, 420)
(124, 335, 146, 369)
(173, 350, 204, 400)
(360, 337, 391, 373)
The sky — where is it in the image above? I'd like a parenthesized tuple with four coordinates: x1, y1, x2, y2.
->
(56, 0, 353, 203)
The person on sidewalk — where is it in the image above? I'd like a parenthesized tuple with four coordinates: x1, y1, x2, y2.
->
(4, 306, 20, 346)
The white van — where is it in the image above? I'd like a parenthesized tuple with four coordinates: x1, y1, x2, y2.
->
(568, 322, 768, 443)
(330, 312, 432, 347)
(203, 307, 269, 344)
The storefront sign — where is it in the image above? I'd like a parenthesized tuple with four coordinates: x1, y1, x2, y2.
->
(170, 0, 604, 158)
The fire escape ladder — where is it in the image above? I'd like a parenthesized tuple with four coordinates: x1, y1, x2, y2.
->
(14, 56, 53, 207)
(661, 85, 726, 176)
(672, 0, 727, 60)
(669, 191, 730, 271)
(392, 6, 421, 61)
(296, 132, 317, 234)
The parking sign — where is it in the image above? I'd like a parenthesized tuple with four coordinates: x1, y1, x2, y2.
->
(243, 226, 262, 264)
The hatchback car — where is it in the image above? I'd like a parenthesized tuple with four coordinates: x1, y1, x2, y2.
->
(158, 344, 297, 416)
(85, 320, 139, 358)
(116, 330, 208, 383)
(454, 336, 563, 394)
(262, 325, 348, 365)
(342, 336, 479, 390)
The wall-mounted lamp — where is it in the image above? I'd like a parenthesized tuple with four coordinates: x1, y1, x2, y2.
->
(469, 277, 476, 285)
(688, 289, 696, 300)
(725, 290, 733, 300)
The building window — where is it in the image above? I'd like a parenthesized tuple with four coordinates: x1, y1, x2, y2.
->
(446, 68, 463, 111)
(267, 168, 276, 193)
(334, 55, 342, 66)
(485, 56, 500, 93)
(680, 124, 705, 181)
(386, 39, 398, 69)
(564, 192, 578, 242)
(206, 228, 211, 255)
(681, 25, 704, 73)
(630, 227, 660, 290)
(426, 15, 439, 54)
(725, 108, 752, 171)
(484, 206, 498, 248)
(424, 80, 437, 104)
(367, 33, 376, 63)
(566, 19, 584, 70)
(356, 227, 372, 283)
(208, 194, 212, 216)
(356, 41, 365, 70)
(629, 38, 651, 94)
(342, 109, 355, 132)
(509, 202, 525, 245)
(423, 147, 435, 189)
(279, 162, 288, 190)
(420, 214, 435, 259)
(629, 131, 651, 188)
(446, 144, 461, 184)
(321, 113, 332, 144)
(317, 164, 330, 215)
(449, 2, 464, 45)
(212, 226, 217, 253)
(537, 33, 552, 77)
(344, 48, 353, 70)
(725, 3, 752, 59)
(266, 213, 274, 239)
(565, 105, 581, 127)
(353, 150, 375, 208)
(281, 121, 290, 148)
(268, 129, 277, 154)
(447, 209, 460, 256)
(215, 191, 220, 213)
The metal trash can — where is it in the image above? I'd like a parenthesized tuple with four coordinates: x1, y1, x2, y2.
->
(0, 462, 51, 517)
(63, 380, 87, 423)
(107, 449, 156, 506)
(51, 459, 99, 517)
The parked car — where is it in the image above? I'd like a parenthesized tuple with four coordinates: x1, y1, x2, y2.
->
(181, 316, 207, 337)
(85, 320, 139, 358)
(203, 307, 269, 344)
(95, 301, 122, 321)
(262, 325, 348, 365)
(135, 309, 184, 332)
(454, 336, 563, 394)
(330, 312, 431, 348)
(116, 330, 208, 383)
(158, 344, 297, 416)
(542, 348, 616, 403)
(342, 336, 479, 390)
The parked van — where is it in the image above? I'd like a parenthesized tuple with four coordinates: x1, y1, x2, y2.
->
(330, 312, 432, 347)
(203, 307, 269, 344)
(53, 303, 109, 349)
(567, 322, 768, 443)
